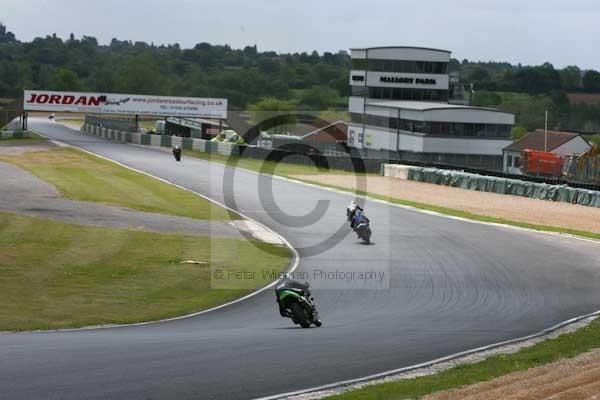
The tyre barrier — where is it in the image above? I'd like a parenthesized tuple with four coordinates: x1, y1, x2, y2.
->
(383, 164, 600, 208)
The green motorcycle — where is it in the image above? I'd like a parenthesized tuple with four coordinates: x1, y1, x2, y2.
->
(276, 278, 322, 328)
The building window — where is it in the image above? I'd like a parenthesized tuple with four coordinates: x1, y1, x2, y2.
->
(350, 113, 364, 124)
(474, 124, 486, 136)
(399, 60, 416, 73)
(434, 63, 447, 74)
(369, 60, 384, 71)
(367, 87, 448, 102)
(351, 86, 367, 96)
(383, 87, 393, 99)
(357, 114, 513, 138)
(353, 59, 449, 74)
(514, 156, 521, 167)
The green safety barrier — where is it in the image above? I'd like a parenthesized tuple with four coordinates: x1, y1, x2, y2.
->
(206, 142, 219, 153)
(182, 137, 194, 150)
(141, 134, 151, 146)
(161, 135, 171, 148)
(405, 166, 600, 208)
(0, 131, 26, 139)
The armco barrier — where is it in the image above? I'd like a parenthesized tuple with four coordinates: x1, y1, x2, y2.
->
(82, 124, 597, 197)
(388, 164, 600, 208)
(81, 123, 386, 173)
(0, 130, 28, 139)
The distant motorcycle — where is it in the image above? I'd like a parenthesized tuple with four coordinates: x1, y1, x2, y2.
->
(172, 146, 182, 162)
(276, 278, 322, 328)
(349, 208, 371, 244)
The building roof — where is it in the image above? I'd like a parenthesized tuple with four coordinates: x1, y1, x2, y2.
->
(367, 100, 514, 115)
(350, 46, 451, 53)
(287, 119, 348, 139)
(503, 130, 584, 152)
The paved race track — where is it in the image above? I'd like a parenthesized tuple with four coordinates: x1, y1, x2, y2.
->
(1, 119, 599, 400)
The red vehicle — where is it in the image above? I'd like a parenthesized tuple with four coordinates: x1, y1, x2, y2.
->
(521, 149, 564, 177)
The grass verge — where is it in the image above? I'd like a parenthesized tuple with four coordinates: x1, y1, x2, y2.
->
(0, 212, 291, 331)
(291, 178, 600, 241)
(0, 132, 47, 146)
(0, 147, 236, 221)
(328, 317, 600, 399)
(184, 150, 362, 177)
(184, 150, 600, 241)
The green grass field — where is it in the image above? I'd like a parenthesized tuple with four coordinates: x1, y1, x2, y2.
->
(0, 147, 236, 220)
(185, 150, 364, 177)
(0, 212, 291, 331)
(330, 317, 600, 399)
(0, 132, 47, 146)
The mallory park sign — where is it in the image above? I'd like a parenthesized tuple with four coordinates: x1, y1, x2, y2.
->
(23, 90, 228, 119)
(379, 76, 437, 85)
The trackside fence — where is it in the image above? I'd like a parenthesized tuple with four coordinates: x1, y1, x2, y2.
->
(80, 123, 600, 208)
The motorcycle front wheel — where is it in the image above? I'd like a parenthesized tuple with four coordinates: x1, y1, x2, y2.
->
(290, 303, 311, 328)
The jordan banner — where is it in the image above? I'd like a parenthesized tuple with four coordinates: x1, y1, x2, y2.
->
(23, 90, 228, 119)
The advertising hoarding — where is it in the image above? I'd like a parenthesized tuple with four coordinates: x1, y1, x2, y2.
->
(23, 90, 228, 119)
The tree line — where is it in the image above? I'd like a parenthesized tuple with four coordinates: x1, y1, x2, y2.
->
(0, 24, 350, 110)
(1, 23, 599, 134)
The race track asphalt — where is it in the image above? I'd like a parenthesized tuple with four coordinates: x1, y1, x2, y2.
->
(1, 119, 599, 400)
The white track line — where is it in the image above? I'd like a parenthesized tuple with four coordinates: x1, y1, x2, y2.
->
(11, 128, 300, 334)
(256, 309, 600, 400)
(29, 125, 600, 399)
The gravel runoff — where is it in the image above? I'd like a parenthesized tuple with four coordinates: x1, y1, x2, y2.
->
(424, 349, 600, 399)
(287, 315, 599, 400)
(0, 157, 282, 244)
(292, 175, 600, 234)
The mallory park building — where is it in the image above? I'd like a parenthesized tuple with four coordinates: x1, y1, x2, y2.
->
(348, 46, 515, 170)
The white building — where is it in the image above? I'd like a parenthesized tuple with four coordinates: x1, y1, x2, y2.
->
(348, 46, 515, 170)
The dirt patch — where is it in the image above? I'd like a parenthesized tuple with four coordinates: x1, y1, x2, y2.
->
(293, 174, 600, 234)
(424, 349, 600, 400)
(0, 160, 247, 239)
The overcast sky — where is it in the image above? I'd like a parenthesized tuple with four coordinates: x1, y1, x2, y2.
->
(2, 0, 599, 69)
